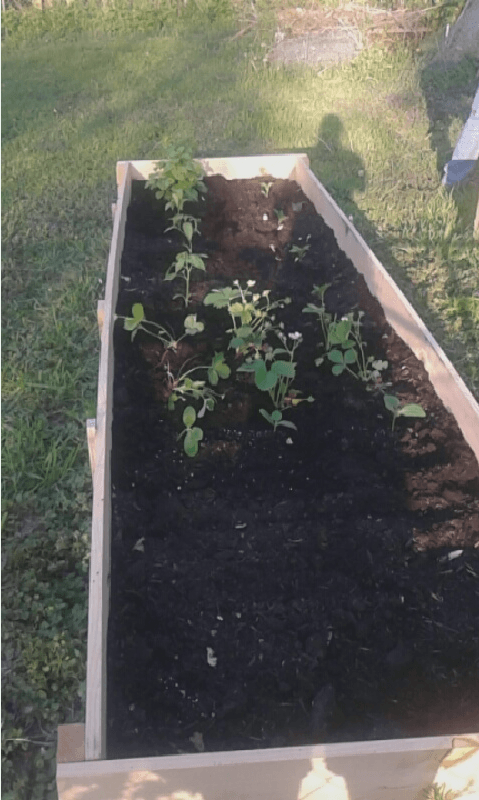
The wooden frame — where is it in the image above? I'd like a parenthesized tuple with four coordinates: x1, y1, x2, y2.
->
(59, 155, 479, 798)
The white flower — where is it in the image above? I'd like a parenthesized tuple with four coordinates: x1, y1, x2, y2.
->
(288, 331, 302, 341)
(247, 280, 256, 287)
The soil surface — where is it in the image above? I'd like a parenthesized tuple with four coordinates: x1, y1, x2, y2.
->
(107, 176, 479, 760)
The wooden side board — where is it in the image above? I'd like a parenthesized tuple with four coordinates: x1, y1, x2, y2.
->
(57, 733, 479, 800)
(84, 163, 132, 762)
(293, 158, 479, 464)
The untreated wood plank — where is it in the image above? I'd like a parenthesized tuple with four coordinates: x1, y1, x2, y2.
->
(86, 419, 97, 477)
(96, 300, 105, 337)
(56, 724, 85, 764)
(116, 154, 309, 188)
(85, 162, 132, 762)
(293, 157, 479, 464)
(57, 733, 478, 800)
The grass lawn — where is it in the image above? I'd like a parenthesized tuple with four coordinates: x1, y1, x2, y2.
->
(2, 1, 478, 796)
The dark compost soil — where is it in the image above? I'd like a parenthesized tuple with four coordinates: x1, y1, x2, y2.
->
(107, 176, 479, 759)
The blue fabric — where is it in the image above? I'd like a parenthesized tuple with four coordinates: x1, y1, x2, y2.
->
(442, 159, 476, 187)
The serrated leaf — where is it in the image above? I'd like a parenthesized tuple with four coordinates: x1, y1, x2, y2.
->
(344, 349, 357, 364)
(327, 350, 344, 364)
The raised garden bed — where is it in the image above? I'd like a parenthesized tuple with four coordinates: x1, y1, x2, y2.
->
(57, 155, 479, 799)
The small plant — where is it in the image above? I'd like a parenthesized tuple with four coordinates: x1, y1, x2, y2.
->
(290, 235, 311, 263)
(204, 280, 290, 356)
(164, 223, 207, 307)
(259, 408, 297, 432)
(238, 330, 302, 410)
(178, 405, 204, 457)
(117, 302, 204, 346)
(302, 283, 333, 346)
(261, 181, 273, 197)
(383, 394, 426, 430)
(274, 208, 286, 229)
(304, 290, 388, 390)
(146, 145, 206, 214)
(166, 352, 230, 414)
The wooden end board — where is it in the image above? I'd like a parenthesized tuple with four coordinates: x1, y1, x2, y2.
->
(57, 733, 479, 800)
(85, 162, 132, 761)
(293, 158, 479, 464)
(116, 154, 310, 188)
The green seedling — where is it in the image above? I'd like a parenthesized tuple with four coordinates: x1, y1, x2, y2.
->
(304, 289, 388, 390)
(259, 408, 297, 432)
(178, 405, 204, 457)
(238, 330, 302, 410)
(207, 350, 231, 386)
(383, 394, 426, 430)
(261, 181, 273, 197)
(166, 352, 229, 415)
(274, 208, 286, 228)
(302, 283, 333, 346)
(146, 145, 206, 214)
(164, 210, 207, 306)
(165, 245, 207, 307)
(204, 280, 290, 356)
(117, 302, 204, 346)
(290, 235, 311, 263)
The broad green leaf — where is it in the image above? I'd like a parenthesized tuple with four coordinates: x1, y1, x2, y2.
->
(271, 360, 295, 378)
(190, 255, 206, 270)
(184, 431, 199, 457)
(271, 410, 282, 421)
(236, 361, 256, 372)
(344, 349, 357, 364)
(327, 350, 344, 364)
(217, 363, 230, 379)
(183, 406, 196, 428)
(183, 221, 193, 242)
(384, 395, 400, 412)
(132, 303, 144, 322)
(332, 364, 345, 376)
(255, 365, 277, 392)
(399, 404, 426, 418)
(123, 318, 137, 331)
(229, 337, 246, 349)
